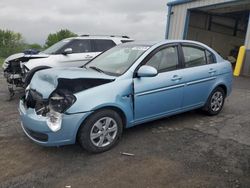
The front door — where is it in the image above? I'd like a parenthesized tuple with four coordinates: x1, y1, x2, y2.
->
(133, 45, 184, 123)
(57, 39, 98, 67)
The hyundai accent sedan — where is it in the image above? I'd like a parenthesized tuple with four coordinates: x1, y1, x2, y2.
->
(19, 40, 232, 153)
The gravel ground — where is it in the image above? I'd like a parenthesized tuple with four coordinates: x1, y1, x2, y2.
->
(0, 74, 250, 188)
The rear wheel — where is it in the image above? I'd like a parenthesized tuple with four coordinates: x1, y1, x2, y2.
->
(78, 109, 123, 153)
(203, 87, 225, 115)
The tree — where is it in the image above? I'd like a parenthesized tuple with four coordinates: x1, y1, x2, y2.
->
(27, 43, 43, 50)
(0, 29, 26, 58)
(45, 29, 78, 48)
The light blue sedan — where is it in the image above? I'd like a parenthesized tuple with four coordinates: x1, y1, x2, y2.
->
(19, 40, 232, 153)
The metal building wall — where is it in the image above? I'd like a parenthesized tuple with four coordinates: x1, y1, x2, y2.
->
(168, 0, 240, 40)
(167, 0, 250, 76)
(245, 14, 250, 49)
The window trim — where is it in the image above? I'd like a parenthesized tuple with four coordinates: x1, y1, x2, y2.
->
(205, 50, 216, 64)
(54, 40, 75, 54)
(158, 46, 181, 73)
(133, 43, 182, 78)
(56, 39, 92, 54)
(180, 43, 217, 68)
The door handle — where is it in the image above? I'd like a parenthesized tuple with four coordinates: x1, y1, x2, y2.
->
(171, 75, 182, 81)
(208, 68, 216, 74)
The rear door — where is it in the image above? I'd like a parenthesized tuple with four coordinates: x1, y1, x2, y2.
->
(133, 44, 185, 123)
(180, 44, 218, 109)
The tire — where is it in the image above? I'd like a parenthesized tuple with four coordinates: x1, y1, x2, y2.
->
(77, 109, 123, 153)
(24, 66, 51, 88)
(203, 87, 225, 116)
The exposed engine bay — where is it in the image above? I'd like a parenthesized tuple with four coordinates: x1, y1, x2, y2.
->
(23, 78, 113, 116)
(22, 77, 113, 132)
(2, 53, 48, 99)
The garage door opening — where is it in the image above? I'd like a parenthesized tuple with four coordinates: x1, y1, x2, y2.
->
(185, 2, 250, 65)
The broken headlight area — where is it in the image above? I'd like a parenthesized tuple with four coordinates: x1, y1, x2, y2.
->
(49, 89, 76, 113)
(24, 89, 76, 115)
(46, 90, 76, 132)
(23, 89, 76, 132)
(46, 110, 62, 132)
(4, 60, 22, 74)
(24, 88, 49, 116)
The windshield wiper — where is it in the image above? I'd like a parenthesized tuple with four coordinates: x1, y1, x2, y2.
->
(89, 66, 105, 73)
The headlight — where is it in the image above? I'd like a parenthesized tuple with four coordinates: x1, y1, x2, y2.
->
(46, 110, 62, 132)
(49, 89, 76, 113)
(46, 89, 76, 132)
(2, 61, 9, 70)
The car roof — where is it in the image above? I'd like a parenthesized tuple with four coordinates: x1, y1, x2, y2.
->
(156, 39, 211, 46)
(117, 40, 213, 48)
(119, 40, 221, 59)
(121, 41, 159, 46)
(66, 35, 132, 40)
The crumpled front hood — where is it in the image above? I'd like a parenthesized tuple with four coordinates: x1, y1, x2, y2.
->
(5, 52, 49, 63)
(30, 67, 116, 99)
(2, 52, 50, 70)
(25, 53, 50, 58)
(4, 53, 25, 62)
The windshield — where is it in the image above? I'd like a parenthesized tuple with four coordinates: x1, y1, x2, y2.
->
(43, 39, 72, 54)
(86, 44, 150, 76)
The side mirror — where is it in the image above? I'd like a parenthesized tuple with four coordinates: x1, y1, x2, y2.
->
(63, 48, 72, 55)
(137, 65, 158, 77)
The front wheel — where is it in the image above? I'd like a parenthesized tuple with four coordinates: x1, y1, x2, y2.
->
(77, 109, 123, 153)
(203, 87, 225, 116)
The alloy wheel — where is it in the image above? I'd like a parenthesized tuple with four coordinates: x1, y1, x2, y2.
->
(210, 91, 223, 112)
(90, 117, 118, 147)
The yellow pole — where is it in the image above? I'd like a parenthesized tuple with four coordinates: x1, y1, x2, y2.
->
(234, 46, 246, 76)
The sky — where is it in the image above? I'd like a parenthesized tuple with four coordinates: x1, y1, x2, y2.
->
(0, 0, 168, 45)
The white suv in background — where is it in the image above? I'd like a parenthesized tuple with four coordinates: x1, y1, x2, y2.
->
(3, 35, 133, 97)
(24, 35, 133, 71)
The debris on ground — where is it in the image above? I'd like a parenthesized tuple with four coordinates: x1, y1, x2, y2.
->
(121, 152, 135, 156)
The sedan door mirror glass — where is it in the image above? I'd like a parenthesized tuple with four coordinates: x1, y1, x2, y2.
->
(63, 48, 73, 55)
(137, 65, 158, 77)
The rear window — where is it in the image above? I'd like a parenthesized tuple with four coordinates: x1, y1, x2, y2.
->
(92, 39, 116, 52)
(182, 46, 207, 67)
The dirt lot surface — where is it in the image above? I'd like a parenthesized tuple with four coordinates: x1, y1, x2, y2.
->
(0, 74, 250, 188)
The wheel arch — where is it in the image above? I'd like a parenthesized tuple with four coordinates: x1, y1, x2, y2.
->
(203, 82, 228, 110)
(24, 65, 51, 87)
(75, 105, 128, 142)
(96, 106, 127, 129)
(214, 83, 227, 96)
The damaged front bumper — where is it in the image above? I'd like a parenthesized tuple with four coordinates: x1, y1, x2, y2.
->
(19, 100, 92, 146)
(4, 72, 22, 81)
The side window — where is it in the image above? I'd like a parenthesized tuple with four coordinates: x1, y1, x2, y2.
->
(92, 39, 116, 52)
(206, 50, 216, 64)
(182, 46, 206, 67)
(63, 39, 91, 53)
(146, 46, 179, 72)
